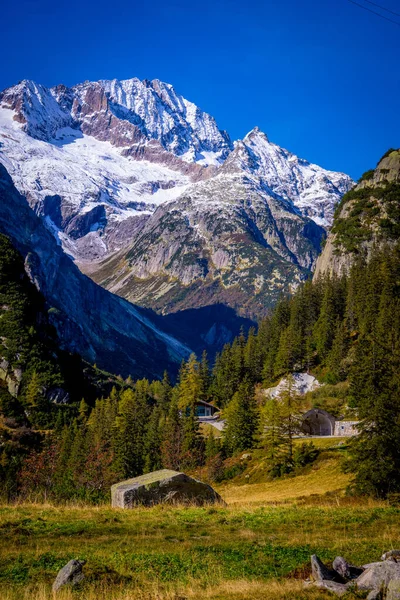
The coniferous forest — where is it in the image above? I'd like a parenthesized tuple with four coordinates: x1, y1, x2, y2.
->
(2, 224, 399, 501)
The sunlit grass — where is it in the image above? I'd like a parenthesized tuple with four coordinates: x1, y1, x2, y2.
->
(0, 445, 398, 599)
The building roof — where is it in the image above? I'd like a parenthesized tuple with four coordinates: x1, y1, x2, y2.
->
(195, 399, 218, 409)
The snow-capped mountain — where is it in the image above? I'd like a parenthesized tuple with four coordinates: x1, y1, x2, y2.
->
(223, 128, 352, 226)
(0, 78, 232, 164)
(0, 76, 354, 326)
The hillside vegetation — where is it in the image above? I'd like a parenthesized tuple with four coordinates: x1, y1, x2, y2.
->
(0, 439, 383, 600)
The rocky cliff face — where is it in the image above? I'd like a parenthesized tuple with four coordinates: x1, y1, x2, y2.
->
(0, 164, 190, 378)
(314, 149, 400, 279)
(86, 153, 325, 317)
(0, 76, 354, 325)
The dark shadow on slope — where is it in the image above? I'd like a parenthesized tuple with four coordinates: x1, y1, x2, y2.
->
(150, 304, 256, 364)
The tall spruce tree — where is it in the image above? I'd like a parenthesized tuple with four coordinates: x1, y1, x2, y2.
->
(113, 388, 147, 479)
(223, 379, 259, 454)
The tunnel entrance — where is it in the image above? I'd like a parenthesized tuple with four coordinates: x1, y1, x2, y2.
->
(301, 409, 335, 436)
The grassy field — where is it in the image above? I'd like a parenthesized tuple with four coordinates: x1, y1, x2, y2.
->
(1, 440, 399, 600)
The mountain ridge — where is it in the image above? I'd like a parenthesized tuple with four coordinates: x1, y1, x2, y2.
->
(0, 163, 191, 378)
(0, 76, 354, 334)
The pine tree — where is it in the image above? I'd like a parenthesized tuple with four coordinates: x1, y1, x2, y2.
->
(326, 320, 349, 383)
(199, 350, 211, 400)
(178, 354, 204, 467)
(24, 371, 41, 407)
(161, 396, 183, 470)
(143, 404, 163, 473)
(113, 388, 147, 479)
(223, 379, 259, 454)
(262, 375, 303, 476)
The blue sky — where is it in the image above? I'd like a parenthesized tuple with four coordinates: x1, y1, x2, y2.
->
(1, 0, 399, 179)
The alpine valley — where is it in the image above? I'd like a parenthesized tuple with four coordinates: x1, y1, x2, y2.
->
(0, 77, 354, 373)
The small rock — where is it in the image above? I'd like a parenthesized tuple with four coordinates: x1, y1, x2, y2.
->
(333, 556, 364, 580)
(52, 559, 85, 592)
(311, 554, 346, 583)
(387, 578, 400, 600)
(310, 580, 351, 596)
(382, 550, 400, 562)
(356, 561, 400, 591)
(366, 590, 382, 600)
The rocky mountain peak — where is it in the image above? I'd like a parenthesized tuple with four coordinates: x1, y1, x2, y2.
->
(0, 80, 71, 140)
(243, 126, 269, 144)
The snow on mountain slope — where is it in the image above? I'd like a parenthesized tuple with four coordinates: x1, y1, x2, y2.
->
(85, 167, 325, 319)
(222, 128, 353, 226)
(98, 78, 233, 164)
(0, 78, 232, 165)
(0, 106, 190, 259)
(0, 80, 71, 141)
(0, 75, 355, 326)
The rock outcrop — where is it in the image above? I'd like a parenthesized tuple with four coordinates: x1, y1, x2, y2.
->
(314, 149, 400, 279)
(52, 559, 85, 592)
(111, 469, 224, 508)
(306, 552, 400, 599)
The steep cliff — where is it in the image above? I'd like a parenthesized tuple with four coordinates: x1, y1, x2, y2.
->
(314, 149, 400, 278)
(0, 164, 190, 378)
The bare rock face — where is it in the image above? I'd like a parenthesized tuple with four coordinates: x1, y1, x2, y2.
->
(387, 579, 400, 600)
(314, 149, 400, 280)
(0, 164, 190, 379)
(356, 562, 400, 591)
(111, 469, 224, 508)
(52, 559, 85, 592)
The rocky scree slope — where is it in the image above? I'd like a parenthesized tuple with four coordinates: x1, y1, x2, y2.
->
(314, 149, 400, 278)
(0, 77, 353, 321)
(0, 164, 190, 379)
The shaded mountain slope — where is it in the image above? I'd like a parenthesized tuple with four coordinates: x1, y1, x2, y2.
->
(0, 164, 190, 379)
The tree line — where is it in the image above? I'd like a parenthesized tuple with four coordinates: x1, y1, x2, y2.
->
(1, 240, 400, 500)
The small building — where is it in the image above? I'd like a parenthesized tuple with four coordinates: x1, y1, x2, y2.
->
(301, 409, 359, 437)
(195, 399, 219, 418)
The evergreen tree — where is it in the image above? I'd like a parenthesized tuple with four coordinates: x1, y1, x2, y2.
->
(161, 396, 183, 470)
(143, 404, 163, 473)
(223, 379, 259, 454)
(262, 375, 304, 476)
(178, 354, 204, 467)
(113, 388, 147, 479)
(24, 371, 41, 408)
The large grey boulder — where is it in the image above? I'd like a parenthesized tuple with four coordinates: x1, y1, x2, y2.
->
(311, 554, 345, 583)
(52, 559, 85, 592)
(356, 562, 400, 591)
(111, 469, 225, 508)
